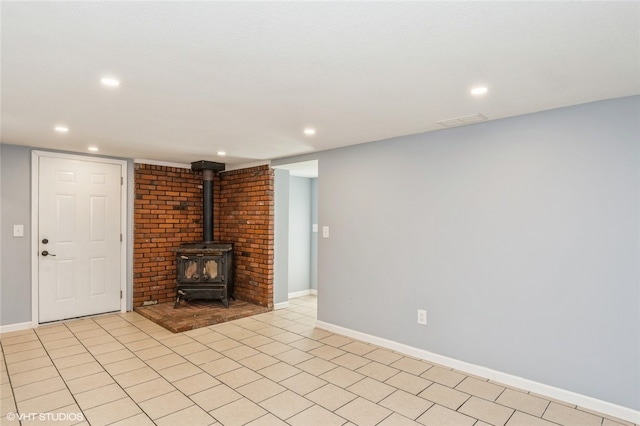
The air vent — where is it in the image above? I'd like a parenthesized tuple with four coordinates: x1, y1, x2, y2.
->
(437, 113, 488, 128)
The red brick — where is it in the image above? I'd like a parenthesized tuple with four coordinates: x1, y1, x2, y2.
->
(133, 163, 274, 309)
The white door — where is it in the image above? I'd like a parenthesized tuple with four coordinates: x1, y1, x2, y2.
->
(38, 156, 122, 323)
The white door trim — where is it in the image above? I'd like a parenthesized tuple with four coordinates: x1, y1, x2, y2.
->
(31, 150, 128, 326)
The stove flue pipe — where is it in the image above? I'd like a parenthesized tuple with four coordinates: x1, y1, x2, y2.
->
(202, 169, 214, 242)
(191, 160, 226, 243)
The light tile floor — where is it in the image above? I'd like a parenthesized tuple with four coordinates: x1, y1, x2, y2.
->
(0, 296, 636, 426)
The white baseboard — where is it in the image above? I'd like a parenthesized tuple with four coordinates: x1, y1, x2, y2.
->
(0, 321, 34, 334)
(274, 301, 290, 310)
(310, 289, 318, 296)
(316, 320, 640, 424)
(288, 289, 312, 299)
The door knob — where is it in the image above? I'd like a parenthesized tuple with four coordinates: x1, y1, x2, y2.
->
(42, 238, 49, 244)
(41, 250, 56, 257)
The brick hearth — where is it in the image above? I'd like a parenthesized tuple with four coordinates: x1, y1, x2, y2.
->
(134, 299, 270, 333)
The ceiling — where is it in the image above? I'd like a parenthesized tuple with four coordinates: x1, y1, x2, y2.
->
(2, 2, 639, 167)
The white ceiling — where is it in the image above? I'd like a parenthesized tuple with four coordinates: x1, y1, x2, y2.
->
(2, 2, 638, 167)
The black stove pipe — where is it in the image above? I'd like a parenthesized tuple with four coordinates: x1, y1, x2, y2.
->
(191, 160, 225, 243)
(202, 169, 214, 242)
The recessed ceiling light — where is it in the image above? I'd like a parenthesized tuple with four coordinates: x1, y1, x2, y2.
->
(217, 151, 226, 156)
(100, 77, 120, 87)
(54, 126, 69, 133)
(88, 146, 99, 152)
(303, 128, 316, 136)
(470, 86, 488, 95)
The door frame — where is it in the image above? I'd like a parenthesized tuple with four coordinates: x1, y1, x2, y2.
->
(31, 150, 128, 325)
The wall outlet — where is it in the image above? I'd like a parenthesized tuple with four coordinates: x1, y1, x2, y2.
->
(417, 309, 427, 325)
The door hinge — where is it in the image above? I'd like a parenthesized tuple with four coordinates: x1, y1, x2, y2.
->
(121, 176, 123, 185)
(120, 233, 123, 242)
(120, 290, 123, 299)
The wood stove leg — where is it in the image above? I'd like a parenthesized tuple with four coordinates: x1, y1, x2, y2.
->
(174, 290, 186, 309)
(222, 297, 229, 308)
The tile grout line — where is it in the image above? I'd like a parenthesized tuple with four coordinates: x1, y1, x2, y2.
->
(0, 337, 21, 425)
(111, 309, 310, 422)
(89, 314, 204, 424)
(216, 314, 357, 425)
(30, 325, 87, 425)
(41, 317, 162, 424)
(64, 318, 162, 425)
(183, 305, 331, 423)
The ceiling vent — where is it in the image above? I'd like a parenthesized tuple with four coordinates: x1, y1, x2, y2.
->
(437, 113, 488, 128)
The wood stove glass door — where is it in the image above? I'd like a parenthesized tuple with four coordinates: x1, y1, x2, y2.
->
(203, 257, 223, 283)
(180, 257, 200, 282)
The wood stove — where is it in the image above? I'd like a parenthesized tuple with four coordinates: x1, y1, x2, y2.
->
(174, 242, 233, 308)
(173, 160, 234, 308)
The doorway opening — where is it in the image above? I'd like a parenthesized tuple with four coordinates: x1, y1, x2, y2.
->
(273, 160, 318, 309)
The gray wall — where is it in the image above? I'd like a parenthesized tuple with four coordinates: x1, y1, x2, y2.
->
(1, 144, 33, 325)
(273, 96, 640, 410)
(288, 176, 312, 294)
(310, 178, 318, 291)
(273, 168, 290, 305)
(274, 172, 319, 299)
(0, 144, 135, 326)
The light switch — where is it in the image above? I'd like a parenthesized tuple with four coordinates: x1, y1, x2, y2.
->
(322, 226, 330, 238)
(312, 224, 318, 233)
(13, 224, 24, 237)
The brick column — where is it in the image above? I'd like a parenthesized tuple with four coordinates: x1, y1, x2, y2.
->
(219, 165, 274, 308)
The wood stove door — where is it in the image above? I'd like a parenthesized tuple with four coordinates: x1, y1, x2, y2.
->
(178, 256, 201, 282)
(202, 256, 223, 283)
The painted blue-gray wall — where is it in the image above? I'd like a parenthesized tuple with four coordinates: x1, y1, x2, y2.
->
(273, 168, 290, 305)
(288, 176, 312, 294)
(1, 144, 32, 325)
(273, 96, 640, 410)
(0, 144, 135, 326)
(274, 172, 319, 300)
(310, 178, 318, 291)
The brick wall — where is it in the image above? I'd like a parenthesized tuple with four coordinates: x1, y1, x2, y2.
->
(133, 163, 274, 309)
(133, 164, 205, 306)
(218, 165, 274, 308)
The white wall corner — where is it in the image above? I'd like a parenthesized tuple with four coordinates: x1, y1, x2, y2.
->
(274, 301, 290, 310)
